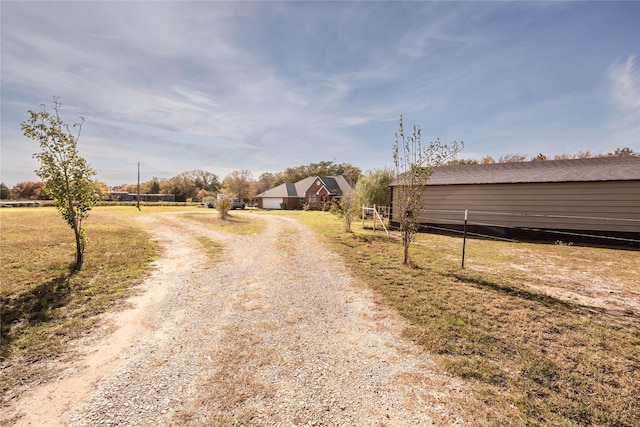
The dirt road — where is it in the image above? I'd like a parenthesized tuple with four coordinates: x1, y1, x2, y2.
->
(5, 212, 465, 426)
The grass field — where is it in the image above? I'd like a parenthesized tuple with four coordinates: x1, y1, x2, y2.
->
(2, 206, 638, 426)
(289, 210, 640, 426)
(0, 206, 160, 397)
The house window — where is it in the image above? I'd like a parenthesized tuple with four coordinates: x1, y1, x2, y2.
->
(308, 196, 318, 207)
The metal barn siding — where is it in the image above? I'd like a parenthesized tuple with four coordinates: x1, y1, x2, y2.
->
(414, 180, 640, 233)
(389, 157, 640, 243)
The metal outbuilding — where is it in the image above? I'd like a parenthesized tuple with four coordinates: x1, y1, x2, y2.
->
(389, 156, 640, 245)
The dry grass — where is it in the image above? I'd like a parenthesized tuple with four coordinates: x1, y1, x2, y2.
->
(195, 236, 225, 265)
(0, 207, 158, 398)
(293, 211, 640, 427)
(180, 211, 265, 235)
(0, 205, 260, 403)
(3, 205, 637, 425)
(172, 322, 280, 426)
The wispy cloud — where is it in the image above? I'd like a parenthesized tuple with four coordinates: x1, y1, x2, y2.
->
(605, 55, 640, 149)
(2, 1, 639, 186)
(608, 55, 640, 111)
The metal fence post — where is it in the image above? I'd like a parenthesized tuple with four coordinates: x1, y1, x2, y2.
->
(462, 209, 468, 268)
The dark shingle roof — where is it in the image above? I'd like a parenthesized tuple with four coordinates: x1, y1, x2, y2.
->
(319, 176, 355, 195)
(285, 183, 297, 196)
(256, 175, 355, 198)
(391, 156, 640, 186)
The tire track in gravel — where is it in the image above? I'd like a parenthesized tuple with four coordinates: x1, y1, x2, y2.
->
(6, 212, 467, 426)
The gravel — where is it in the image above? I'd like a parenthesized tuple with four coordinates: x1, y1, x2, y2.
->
(61, 212, 464, 426)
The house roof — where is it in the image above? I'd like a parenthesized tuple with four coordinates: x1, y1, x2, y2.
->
(257, 175, 355, 198)
(390, 156, 640, 186)
(319, 175, 355, 195)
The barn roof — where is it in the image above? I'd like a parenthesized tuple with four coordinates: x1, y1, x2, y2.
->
(390, 156, 640, 186)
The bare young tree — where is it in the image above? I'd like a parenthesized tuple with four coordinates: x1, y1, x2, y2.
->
(330, 192, 356, 232)
(21, 97, 99, 271)
(393, 116, 463, 265)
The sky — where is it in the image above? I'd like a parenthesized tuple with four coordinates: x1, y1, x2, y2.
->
(1, 1, 639, 187)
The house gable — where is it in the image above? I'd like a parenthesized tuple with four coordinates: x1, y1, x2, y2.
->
(305, 177, 328, 198)
(256, 175, 355, 210)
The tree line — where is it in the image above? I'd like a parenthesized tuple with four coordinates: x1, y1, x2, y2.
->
(0, 161, 363, 203)
(448, 147, 638, 165)
(3, 148, 636, 202)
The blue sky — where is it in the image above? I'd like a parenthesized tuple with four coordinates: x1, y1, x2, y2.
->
(1, 1, 639, 187)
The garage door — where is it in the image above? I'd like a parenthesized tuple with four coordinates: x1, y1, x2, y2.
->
(262, 198, 283, 209)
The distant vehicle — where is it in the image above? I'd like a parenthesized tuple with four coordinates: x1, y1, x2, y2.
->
(230, 199, 245, 210)
(199, 201, 215, 208)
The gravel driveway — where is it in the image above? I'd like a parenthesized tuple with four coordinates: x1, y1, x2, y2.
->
(11, 212, 465, 426)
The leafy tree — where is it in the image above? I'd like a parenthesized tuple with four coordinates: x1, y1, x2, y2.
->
(608, 147, 638, 157)
(480, 156, 496, 164)
(352, 168, 394, 208)
(255, 172, 275, 195)
(190, 169, 220, 193)
(222, 169, 253, 200)
(498, 154, 527, 163)
(123, 183, 140, 194)
(272, 161, 362, 187)
(445, 158, 479, 165)
(330, 193, 356, 232)
(0, 183, 10, 199)
(195, 188, 215, 202)
(158, 170, 219, 202)
(148, 177, 161, 194)
(393, 115, 462, 266)
(429, 147, 637, 169)
(546, 148, 637, 161)
(92, 180, 110, 200)
(131, 177, 163, 195)
(21, 97, 100, 270)
(10, 181, 46, 200)
(160, 172, 197, 202)
(335, 162, 362, 184)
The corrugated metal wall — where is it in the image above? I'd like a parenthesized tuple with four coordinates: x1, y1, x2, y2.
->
(399, 181, 640, 233)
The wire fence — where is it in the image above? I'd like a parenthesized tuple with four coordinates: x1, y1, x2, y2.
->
(373, 206, 640, 246)
(368, 206, 640, 269)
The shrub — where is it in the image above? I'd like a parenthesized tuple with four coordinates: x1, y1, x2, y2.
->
(216, 195, 231, 219)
